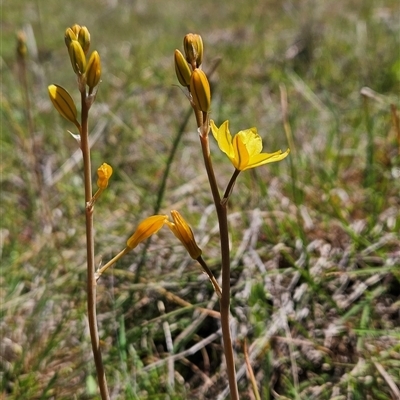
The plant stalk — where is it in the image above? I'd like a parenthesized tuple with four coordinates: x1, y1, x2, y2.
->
(199, 125, 239, 400)
(80, 91, 110, 400)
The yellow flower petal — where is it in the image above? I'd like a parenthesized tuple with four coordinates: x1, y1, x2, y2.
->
(244, 148, 290, 170)
(210, 120, 234, 159)
(233, 133, 249, 170)
(237, 128, 262, 156)
(126, 215, 168, 249)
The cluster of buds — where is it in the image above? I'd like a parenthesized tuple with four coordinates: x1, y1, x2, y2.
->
(48, 25, 102, 127)
(64, 24, 101, 93)
(174, 33, 210, 114)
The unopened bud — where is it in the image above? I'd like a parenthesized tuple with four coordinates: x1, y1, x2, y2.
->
(190, 69, 211, 112)
(174, 49, 191, 87)
(16, 31, 27, 60)
(68, 40, 86, 75)
(183, 33, 203, 68)
(70, 24, 81, 37)
(86, 51, 101, 90)
(78, 26, 90, 54)
(64, 28, 77, 48)
(48, 84, 79, 126)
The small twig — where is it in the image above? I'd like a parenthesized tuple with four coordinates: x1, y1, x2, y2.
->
(158, 301, 175, 389)
(244, 339, 261, 400)
(390, 104, 400, 156)
(281, 309, 299, 395)
(155, 284, 220, 319)
(142, 330, 222, 372)
(373, 360, 400, 399)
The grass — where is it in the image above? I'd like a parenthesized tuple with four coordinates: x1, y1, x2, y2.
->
(1, 0, 400, 399)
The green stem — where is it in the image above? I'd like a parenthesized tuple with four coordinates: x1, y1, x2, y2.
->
(81, 90, 110, 400)
(199, 126, 239, 400)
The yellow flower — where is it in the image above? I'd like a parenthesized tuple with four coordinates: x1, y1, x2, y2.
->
(97, 163, 113, 189)
(127, 215, 168, 249)
(210, 120, 290, 171)
(166, 210, 202, 259)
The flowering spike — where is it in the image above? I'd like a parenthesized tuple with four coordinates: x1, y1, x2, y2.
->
(48, 84, 79, 127)
(126, 215, 168, 250)
(86, 51, 101, 90)
(183, 33, 203, 68)
(210, 120, 290, 171)
(68, 40, 86, 75)
(97, 163, 113, 189)
(174, 49, 192, 87)
(78, 26, 91, 55)
(166, 210, 202, 259)
(190, 69, 211, 113)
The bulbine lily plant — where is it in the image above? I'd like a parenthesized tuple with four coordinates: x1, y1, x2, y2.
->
(174, 33, 290, 399)
(48, 25, 289, 399)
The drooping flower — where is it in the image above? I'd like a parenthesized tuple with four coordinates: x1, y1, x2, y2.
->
(126, 215, 168, 249)
(210, 120, 290, 171)
(97, 163, 113, 189)
(166, 210, 202, 259)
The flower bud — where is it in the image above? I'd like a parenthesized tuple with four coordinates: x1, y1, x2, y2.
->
(97, 163, 113, 189)
(166, 210, 202, 259)
(183, 33, 203, 68)
(16, 31, 27, 60)
(48, 84, 79, 126)
(174, 49, 191, 87)
(70, 24, 81, 37)
(64, 28, 77, 48)
(78, 26, 90, 54)
(86, 51, 101, 90)
(68, 40, 86, 75)
(127, 215, 168, 249)
(190, 69, 211, 112)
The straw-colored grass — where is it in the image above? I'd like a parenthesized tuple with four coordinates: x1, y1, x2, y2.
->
(1, 0, 399, 398)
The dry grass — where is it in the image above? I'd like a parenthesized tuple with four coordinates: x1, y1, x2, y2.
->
(1, 0, 400, 399)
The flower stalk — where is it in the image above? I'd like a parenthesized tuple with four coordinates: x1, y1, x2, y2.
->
(80, 85, 110, 400)
(49, 25, 109, 400)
